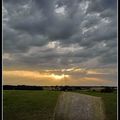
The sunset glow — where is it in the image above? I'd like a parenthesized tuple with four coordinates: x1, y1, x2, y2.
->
(3, 67, 117, 86)
(3, 70, 69, 80)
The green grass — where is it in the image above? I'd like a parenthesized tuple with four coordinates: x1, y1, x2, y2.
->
(74, 91, 117, 120)
(3, 90, 61, 120)
(3, 90, 117, 120)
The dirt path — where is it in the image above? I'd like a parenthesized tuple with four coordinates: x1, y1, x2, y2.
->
(53, 92, 105, 120)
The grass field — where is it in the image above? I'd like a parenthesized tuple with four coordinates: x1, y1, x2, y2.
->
(3, 90, 61, 120)
(74, 91, 117, 120)
(3, 90, 117, 120)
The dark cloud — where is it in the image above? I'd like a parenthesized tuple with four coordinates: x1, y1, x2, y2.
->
(86, 0, 117, 13)
(3, 0, 117, 71)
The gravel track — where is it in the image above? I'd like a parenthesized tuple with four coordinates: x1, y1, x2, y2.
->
(53, 92, 105, 120)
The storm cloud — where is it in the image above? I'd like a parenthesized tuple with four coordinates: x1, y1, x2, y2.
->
(3, 0, 117, 86)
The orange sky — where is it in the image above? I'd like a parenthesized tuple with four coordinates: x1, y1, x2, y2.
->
(3, 67, 117, 86)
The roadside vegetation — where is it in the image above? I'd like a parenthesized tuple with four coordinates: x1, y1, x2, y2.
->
(3, 90, 61, 120)
(75, 90, 117, 120)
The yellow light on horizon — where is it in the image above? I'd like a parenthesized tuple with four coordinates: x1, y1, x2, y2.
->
(51, 73, 69, 80)
(3, 70, 70, 80)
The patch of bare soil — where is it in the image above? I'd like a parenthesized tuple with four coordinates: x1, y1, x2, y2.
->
(53, 92, 105, 120)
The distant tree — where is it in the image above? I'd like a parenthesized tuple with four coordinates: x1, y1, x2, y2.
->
(92, 89, 96, 92)
(101, 87, 114, 93)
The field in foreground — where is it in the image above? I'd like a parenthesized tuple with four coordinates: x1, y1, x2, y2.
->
(3, 90, 61, 120)
(3, 90, 117, 120)
(74, 91, 117, 120)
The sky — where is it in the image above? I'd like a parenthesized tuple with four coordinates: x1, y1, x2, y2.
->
(3, 0, 117, 86)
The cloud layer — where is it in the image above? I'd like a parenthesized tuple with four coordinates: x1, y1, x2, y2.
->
(3, 0, 117, 86)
